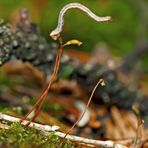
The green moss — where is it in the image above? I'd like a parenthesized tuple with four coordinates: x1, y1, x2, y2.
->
(0, 122, 75, 148)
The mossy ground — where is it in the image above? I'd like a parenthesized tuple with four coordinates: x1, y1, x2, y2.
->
(0, 122, 75, 148)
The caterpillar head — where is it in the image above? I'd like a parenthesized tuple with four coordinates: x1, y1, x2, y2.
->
(50, 30, 60, 40)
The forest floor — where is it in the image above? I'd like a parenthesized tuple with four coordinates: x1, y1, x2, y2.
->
(0, 49, 148, 148)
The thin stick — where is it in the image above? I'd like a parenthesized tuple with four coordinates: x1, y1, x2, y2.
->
(0, 113, 127, 148)
(60, 79, 105, 146)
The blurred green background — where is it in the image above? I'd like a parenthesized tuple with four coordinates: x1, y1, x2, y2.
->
(0, 0, 148, 71)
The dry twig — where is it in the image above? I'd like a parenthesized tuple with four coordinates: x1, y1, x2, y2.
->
(0, 113, 127, 148)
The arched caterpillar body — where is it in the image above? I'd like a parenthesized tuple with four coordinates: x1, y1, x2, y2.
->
(50, 3, 111, 40)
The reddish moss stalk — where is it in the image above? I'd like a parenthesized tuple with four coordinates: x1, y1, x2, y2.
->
(20, 46, 63, 127)
(59, 79, 105, 146)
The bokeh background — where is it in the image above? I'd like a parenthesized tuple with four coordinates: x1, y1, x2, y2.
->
(0, 0, 148, 71)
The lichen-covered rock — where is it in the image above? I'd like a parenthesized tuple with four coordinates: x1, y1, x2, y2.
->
(0, 19, 14, 65)
(70, 63, 147, 117)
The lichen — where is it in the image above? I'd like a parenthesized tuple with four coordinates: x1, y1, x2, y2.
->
(0, 19, 14, 65)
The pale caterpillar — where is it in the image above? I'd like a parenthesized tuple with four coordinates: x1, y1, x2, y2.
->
(50, 2, 111, 40)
